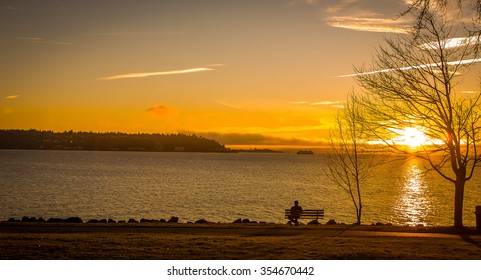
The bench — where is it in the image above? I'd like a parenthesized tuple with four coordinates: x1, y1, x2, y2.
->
(284, 209, 324, 221)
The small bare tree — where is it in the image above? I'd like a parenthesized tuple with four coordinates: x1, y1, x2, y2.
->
(355, 7, 481, 229)
(327, 93, 375, 225)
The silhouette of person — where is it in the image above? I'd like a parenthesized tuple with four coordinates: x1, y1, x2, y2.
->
(289, 200, 303, 226)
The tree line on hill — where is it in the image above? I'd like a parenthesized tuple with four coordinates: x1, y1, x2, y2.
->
(0, 129, 228, 152)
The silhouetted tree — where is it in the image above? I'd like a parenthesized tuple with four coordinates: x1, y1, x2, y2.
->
(355, 6, 481, 229)
(404, 0, 481, 30)
(327, 93, 375, 225)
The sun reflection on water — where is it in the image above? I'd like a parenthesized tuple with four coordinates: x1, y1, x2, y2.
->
(393, 161, 432, 226)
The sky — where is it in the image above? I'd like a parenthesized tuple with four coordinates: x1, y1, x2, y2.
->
(1, 0, 480, 148)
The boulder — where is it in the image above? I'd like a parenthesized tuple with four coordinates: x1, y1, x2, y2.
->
(195, 219, 208, 224)
(22, 216, 37, 222)
(308, 220, 320, 225)
(159, 219, 167, 223)
(98, 219, 107, 223)
(167, 216, 179, 223)
(37, 217, 46, 223)
(233, 218, 242, 223)
(241, 219, 250, 223)
(128, 218, 139, 223)
(65, 217, 83, 223)
(47, 218, 65, 223)
(7, 218, 20, 222)
(108, 218, 116, 223)
(326, 219, 337, 225)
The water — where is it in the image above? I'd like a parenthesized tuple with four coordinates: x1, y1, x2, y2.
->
(0, 149, 480, 226)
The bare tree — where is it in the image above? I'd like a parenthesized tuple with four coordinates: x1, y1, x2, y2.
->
(327, 93, 375, 225)
(355, 7, 481, 229)
(404, 0, 481, 29)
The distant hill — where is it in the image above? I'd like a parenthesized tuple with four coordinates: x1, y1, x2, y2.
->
(0, 129, 228, 152)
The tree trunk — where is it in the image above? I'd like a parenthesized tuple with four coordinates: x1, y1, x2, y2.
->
(454, 179, 465, 230)
(357, 203, 362, 225)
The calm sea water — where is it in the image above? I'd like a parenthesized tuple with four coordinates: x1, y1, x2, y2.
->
(1, 150, 480, 226)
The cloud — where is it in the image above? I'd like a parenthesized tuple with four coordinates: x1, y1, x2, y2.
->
(336, 57, 481, 78)
(322, 0, 413, 33)
(146, 104, 177, 117)
(14, 36, 72, 45)
(98, 67, 214, 81)
(419, 36, 480, 50)
(5, 95, 19, 99)
(294, 100, 345, 108)
(310, 100, 344, 106)
(326, 19, 412, 33)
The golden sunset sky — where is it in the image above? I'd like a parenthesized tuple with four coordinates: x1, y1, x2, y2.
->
(1, 0, 480, 148)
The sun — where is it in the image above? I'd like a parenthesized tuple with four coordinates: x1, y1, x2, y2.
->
(395, 127, 429, 148)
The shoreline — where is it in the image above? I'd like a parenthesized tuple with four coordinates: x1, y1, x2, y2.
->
(1, 222, 480, 260)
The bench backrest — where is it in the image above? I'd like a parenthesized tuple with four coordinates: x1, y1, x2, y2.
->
(284, 209, 324, 219)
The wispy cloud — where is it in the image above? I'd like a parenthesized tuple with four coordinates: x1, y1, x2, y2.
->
(336, 58, 481, 78)
(98, 67, 215, 81)
(310, 100, 344, 106)
(146, 104, 178, 117)
(322, 0, 413, 33)
(14, 36, 72, 45)
(294, 100, 344, 108)
(5, 95, 19, 99)
(419, 36, 480, 50)
(327, 18, 412, 33)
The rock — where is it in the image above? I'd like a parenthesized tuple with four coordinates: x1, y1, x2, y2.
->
(118, 220, 126, 223)
(98, 219, 107, 223)
(87, 219, 99, 223)
(47, 218, 65, 223)
(195, 219, 208, 224)
(140, 218, 152, 223)
(128, 218, 139, 223)
(308, 220, 320, 225)
(37, 217, 46, 223)
(65, 217, 83, 223)
(159, 219, 167, 223)
(7, 218, 20, 222)
(233, 218, 242, 223)
(22, 216, 37, 222)
(241, 219, 250, 223)
(326, 219, 337, 225)
(108, 218, 116, 223)
(167, 216, 178, 223)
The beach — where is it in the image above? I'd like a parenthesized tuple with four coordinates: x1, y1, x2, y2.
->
(1, 222, 480, 260)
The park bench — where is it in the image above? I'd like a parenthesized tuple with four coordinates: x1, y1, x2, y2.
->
(284, 209, 324, 222)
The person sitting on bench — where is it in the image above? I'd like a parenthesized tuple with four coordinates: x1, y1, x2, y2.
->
(289, 200, 303, 226)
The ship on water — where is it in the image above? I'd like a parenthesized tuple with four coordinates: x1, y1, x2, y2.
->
(297, 150, 314, 155)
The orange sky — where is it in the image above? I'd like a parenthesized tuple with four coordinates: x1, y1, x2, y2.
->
(1, 0, 481, 147)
